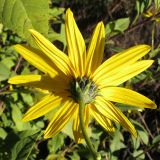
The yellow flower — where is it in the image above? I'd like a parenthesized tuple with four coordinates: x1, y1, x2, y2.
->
(8, 9, 156, 143)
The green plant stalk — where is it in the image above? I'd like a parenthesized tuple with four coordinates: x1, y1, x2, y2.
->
(79, 94, 101, 160)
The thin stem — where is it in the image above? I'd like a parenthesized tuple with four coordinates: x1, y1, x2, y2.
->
(151, 21, 156, 51)
(79, 97, 101, 160)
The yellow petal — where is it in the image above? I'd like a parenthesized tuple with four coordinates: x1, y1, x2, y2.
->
(72, 104, 90, 143)
(8, 75, 41, 84)
(29, 29, 73, 76)
(86, 22, 105, 76)
(8, 75, 69, 92)
(90, 104, 115, 133)
(44, 99, 77, 139)
(14, 45, 58, 77)
(100, 87, 157, 109)
(96, 60, 153, 87)
(95, 96, 137, 137)
(23, 94, 65, 121)
(93, 45, 151, 81)
(65, 9, 86, 76)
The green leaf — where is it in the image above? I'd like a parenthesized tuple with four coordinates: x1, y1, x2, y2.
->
(106, 18, 130, 36)
(49, 7, 65, 18)
(110, 130, 126, 152)
(21, 92, 34, 106)
(48, 24, 66, 51)
(11, 130, 40, 160)
(1, 57, 15, 69)
(48, 133, 65, 153)
(0, 61, 10, 81)
(0, 0, 49, 44)
(138, 129, 149, 145)
(132, 136, 141, 150)
(131, 72, 148, 84)
(155, 0, 160, 10)
(133, 150, 145, 159)
(0, 127, 7, 139)
(133, 0, 152, 23)
(68, 152, 80, 160)
(152, 135, 160, 145)
(114, 18, 130, 32)
(11, 103, 31, 131)
(0, 23, 3, 33)
(132, 120, 149, 145)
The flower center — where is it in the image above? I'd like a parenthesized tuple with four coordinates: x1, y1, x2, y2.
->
(69, 77, 98, 104)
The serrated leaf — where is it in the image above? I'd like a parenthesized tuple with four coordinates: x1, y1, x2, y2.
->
(0, 0, 49, 45)
(110, 130, 126, 152)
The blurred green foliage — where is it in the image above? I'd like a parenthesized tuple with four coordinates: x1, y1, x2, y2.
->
(0, 0, 160, 160)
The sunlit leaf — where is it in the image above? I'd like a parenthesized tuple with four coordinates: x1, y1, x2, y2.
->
(0, 127, 7, 139)
(106, 18, 130, 36)
(0, 0, 49, 45)
(0, 61, 10, 81)
(11, 103, 31, 131)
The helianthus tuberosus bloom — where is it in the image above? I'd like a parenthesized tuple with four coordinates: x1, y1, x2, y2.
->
(8, 9, 156, 143)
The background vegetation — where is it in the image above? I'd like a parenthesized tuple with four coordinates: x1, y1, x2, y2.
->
(0, 0, 160, 159)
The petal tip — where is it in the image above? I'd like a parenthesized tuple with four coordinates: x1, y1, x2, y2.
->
(28, 29, 37, 35)
(43, 134, 49, 139)
(8, 78, 12, 84)
(44, 131, 52, 139)
(8, 77, 17, 84)
(28, 28, 34, 32)
(14, 44, 23, 52)
(141, 44, 151, 51)
(132, 130, 138, 138)
(66, 8, 73, 16)
(147, 60, 154, 66)
(98, 21, 104, 26)
(149, 102, 157, 109)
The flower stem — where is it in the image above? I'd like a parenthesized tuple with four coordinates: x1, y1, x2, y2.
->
(79, 97, 101, 160)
